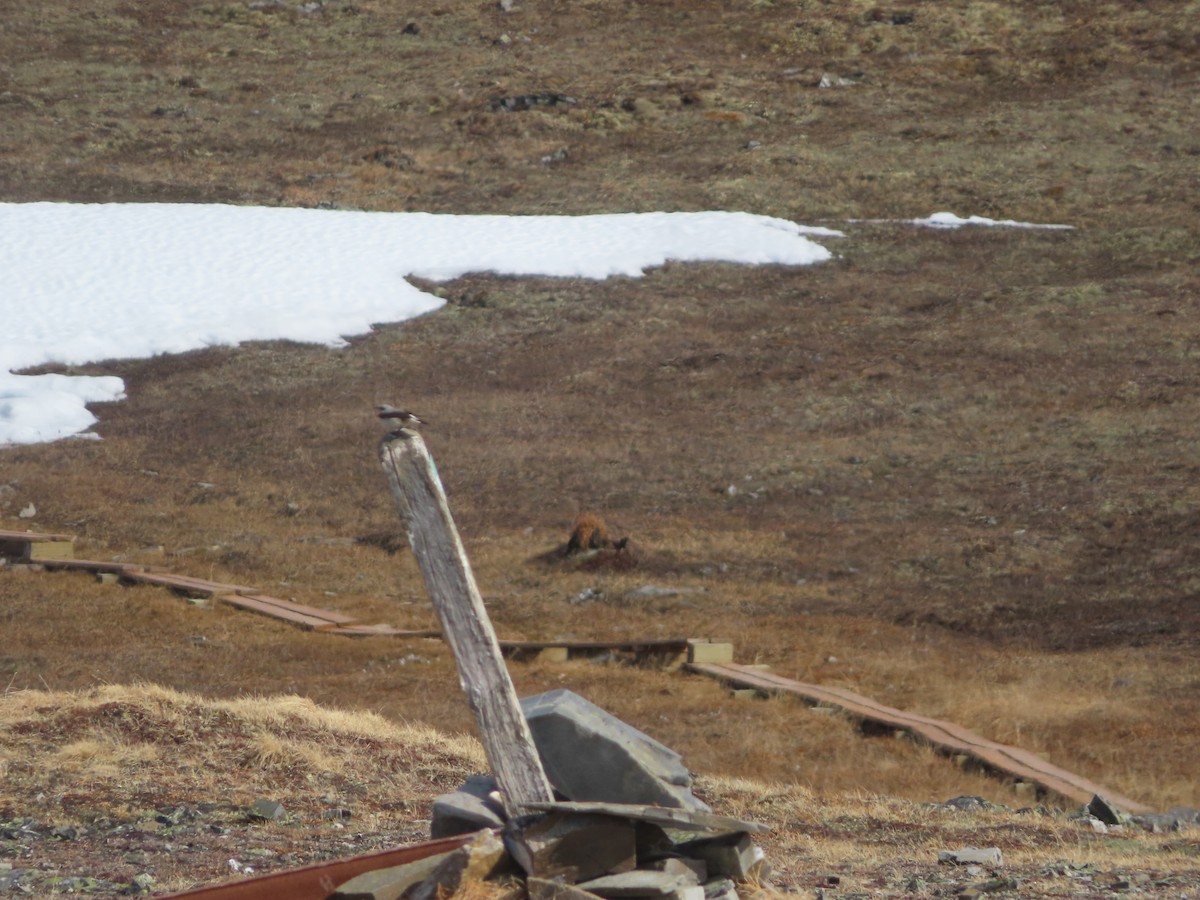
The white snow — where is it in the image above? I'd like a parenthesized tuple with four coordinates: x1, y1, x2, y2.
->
(911, 211, 1074, 230)
(848, 212, 1073, 230)
(0, 202, 841, 446)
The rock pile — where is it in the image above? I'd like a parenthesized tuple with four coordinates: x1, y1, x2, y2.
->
(332, 690, 770, 900)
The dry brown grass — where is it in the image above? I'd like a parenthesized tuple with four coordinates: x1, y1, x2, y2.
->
(1, 2, 1199, 889)
(0, 684, 485, 821)
(1, 685, 1195, 896)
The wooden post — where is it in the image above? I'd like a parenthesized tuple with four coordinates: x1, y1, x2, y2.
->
(379, 428, 554, 816)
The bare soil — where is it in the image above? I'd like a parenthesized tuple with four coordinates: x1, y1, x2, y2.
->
(2, 0, 1199, 895)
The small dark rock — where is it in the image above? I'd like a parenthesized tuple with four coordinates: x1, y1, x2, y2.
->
(1087, 794, 1124, 825)
(248, 799, 286, 821)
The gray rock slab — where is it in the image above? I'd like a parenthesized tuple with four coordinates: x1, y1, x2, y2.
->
(506, 812, 637, 883)
(673, 832, 769, 882)
(247, 799, 285, 821)
(521, 802, 766, 834)
(522, 690, 708, 812)
(332, 851, 452, 900)
(701, 878, 738, 900)
(1088, 794, 1124, 825)
(431, 774, 507, 838)
(578, 870, 698, 898)
(937, 847, 1004, 866)
(527, 877, 607, 900)
(644, 857, 707, 881)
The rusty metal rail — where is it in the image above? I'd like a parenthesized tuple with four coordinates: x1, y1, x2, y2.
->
(157, 833, 471, 900)
(689, 662, 1153, 814)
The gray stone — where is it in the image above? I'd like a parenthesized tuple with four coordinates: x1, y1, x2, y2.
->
(247, 799, 285, 821)
(937, 847, 1004, 866)
(971, 876, 1021, 894)
(506, 812, 637, 882)
(332, 851, 452, 900)
(644, 857, 707, 881)
(1088, 794, 1124, 825)
(431, 774, 507, 838)
(673, 832, 769, 882)
(701, 878, 737, 900)
(1131, 806, 1199, 834)
(522, 690, 709, 812)
(522, 802, 766, 835)
(407, 830, 510, 900)
(1168, 805, 1200, 825)
(527, 877, 606, 900)
(937, 795, 1008, 813)
(1081, 815, 1108, 833)
(578, 870, 699, 898)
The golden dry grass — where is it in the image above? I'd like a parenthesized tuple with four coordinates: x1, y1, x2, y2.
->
(1, 685, 1195, 896)
(0, 683, 485, 823)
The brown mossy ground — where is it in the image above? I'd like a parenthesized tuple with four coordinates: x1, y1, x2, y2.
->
(2, 0, 1199, 893)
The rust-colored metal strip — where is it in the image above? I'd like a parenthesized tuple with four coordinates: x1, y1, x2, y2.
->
(157, 834, 471, 899)
(689, 662, 1152, 814)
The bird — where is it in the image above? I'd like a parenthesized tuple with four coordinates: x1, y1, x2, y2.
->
(375, 404, 427, 429)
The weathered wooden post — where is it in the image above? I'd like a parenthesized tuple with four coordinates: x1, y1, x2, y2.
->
(379, 427, 554, 817)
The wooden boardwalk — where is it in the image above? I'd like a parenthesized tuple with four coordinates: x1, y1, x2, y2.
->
(689, 661, 1153, 814)
(13, 551, 691, 657)
(2, 528, 1156, 813)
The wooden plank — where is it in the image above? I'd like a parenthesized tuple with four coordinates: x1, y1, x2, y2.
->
(27, 539, 74, 561)
(121, 570, 262, 596)
(0, 528, 75, 542)
(219, 593, 359, 625)
(321, 623, 442, 637)
(686, 639, 734, 664)
(380, 429, 554, 817)
(216, 595, 349, 630)
(39, 558, 168, 574)
(689, 662, 1153, 815)
(497, 637, 690, 652)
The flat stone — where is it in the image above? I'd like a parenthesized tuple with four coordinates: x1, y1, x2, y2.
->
(521, 802, 766, 835)
(578, 869, 698, 898)
(506, 812, 637, 882)
(407, 831, 510, 900)
(431, 774, 507, 838)
(701, 878, 738, 900)
(673, 833, 769, 881)
(332, 851, 452, 900)
(937, 847, 1004, 866)
(521, 690, 708, 812)
(247, 799, 285, 821)
(644, 857, 707, 881)
(527, 877, 606, 900)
